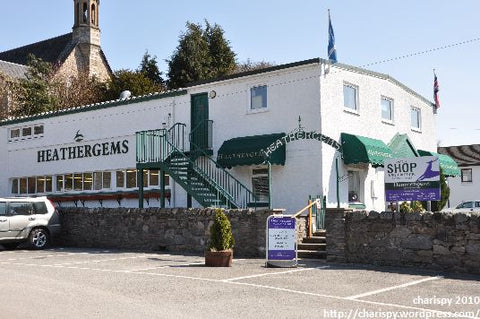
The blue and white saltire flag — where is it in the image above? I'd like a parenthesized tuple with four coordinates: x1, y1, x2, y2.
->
(327, 10, 337, 63)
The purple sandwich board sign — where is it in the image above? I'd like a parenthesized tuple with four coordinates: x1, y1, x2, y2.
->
(385, 156, 441, 202)
(266, 215, 297, 268)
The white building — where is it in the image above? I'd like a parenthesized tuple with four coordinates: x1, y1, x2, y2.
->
(438, 144, 480, 207)
(0, 58, 458, 213)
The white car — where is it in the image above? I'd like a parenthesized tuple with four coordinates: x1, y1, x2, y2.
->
(0, 197, 60, 249)
(444, 200, 480, 213)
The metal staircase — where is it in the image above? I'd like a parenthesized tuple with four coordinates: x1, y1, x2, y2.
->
(136, 123, 257, 209)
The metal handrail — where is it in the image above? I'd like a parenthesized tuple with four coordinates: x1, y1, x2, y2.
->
(136, 123, 257, 209)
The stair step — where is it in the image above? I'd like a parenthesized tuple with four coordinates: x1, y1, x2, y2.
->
(298, 243, 326, 251)
(313, 230, 326, 236)
(302, 236, 326, 244)
(297, 250, 327, 259)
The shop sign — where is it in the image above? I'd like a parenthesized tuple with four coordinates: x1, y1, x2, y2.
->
(385, 156, 440, 201)
(266, 216, 296, 261)
(37, 130, 129, 163)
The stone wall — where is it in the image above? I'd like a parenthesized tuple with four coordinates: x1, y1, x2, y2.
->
(56, 207, 284, 257)
(325, 209, 480, 274)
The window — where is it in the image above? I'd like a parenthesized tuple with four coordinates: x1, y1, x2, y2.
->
(348, 170, 361, 202)
(34, 125, 44, 135)
(343, 83, 358, 111)
(20, 178, 27, 194)
(411, 107, 421, 130)
(27, 177, 36, 194)
(381, 97, 393, 121)
(56, 175, 64, 192)
(149, 170, 159, 186)
(126, 169, 137, 188)
(252, 168, 269, 203)
(9, 203, 34, 216)
(74, 173, 83, 191)
(22, 127, 32, 138)
(0, 202, 6, 216)
(84, 173, 93, 191)
(250, 85, 267, 111)
(10, 128, 20, 139)
(11, 179, 18, 194)
(116, 170, 125, 188)
(461, 169, 472, 182)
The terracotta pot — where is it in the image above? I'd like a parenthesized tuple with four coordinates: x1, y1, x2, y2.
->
(205, 250, 233, 267)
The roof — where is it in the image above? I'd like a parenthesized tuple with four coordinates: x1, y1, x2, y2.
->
(0, 60, 28, 79)
(438, 144, 480, 167)
(0, 33, 74, 66)
(0, 58, 433, 126)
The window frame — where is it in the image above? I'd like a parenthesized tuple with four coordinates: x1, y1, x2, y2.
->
(249, 85, 268, 113)
(410, 107, 422, 131)
(461, 168, 473, 183)
(381, 96, 394, 123)
(251, 167, 269, 203)
(343, 82, 359, 113)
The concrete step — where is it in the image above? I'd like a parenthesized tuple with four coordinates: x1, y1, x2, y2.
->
(313, 230, 326, 237)
(298, 242, 326, 251)
(297, 250, 327, 259)
(302, 236, 326, 244)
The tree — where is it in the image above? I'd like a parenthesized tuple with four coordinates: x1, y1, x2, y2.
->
(11, 54, 57, 117)
(139, 51, 165, 88)
(104, 69, 159, 100)
(431, 168, 450, 211)
(235, 59, 276, 73)
(167, 21, 236, 89)
(52, 71, 106, 110)
(205, 21, 236, 78)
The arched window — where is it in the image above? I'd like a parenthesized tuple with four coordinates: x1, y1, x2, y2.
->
(82, 2, 88, 23)
(91, 4, 96, 25)
(75, 2, 80, 25)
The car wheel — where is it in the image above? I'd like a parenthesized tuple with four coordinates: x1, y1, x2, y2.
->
(2, 243, 19, 250)
(29, 228, 50, 250)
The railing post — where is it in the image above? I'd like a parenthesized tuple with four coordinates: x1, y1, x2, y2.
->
(138, 167, 144, 208)
(160, 169, 165, 208)
(308, 199, 313, 238)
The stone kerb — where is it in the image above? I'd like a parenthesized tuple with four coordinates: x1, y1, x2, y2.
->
(325, 209, 480, 274)
(56, 207, 273, 258)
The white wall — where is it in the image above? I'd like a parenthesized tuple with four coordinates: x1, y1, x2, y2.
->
(319, 63, 437, 211)
(446, 166, 480, 207)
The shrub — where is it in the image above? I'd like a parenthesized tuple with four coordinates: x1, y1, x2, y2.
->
(208, 209, 235, 251)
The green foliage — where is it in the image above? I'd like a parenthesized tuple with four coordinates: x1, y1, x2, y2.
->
(208, 209, 235, 251)
(235, 59, 276, 73)
(412, 201, 424, 213)
(12, 54, 57, 117)
(431, 168, 450, 211)
(167, 21, 236, 89)
(139, 51, 165, 87)
(104, 69, 160, 100)
(399, 201, 413, 214)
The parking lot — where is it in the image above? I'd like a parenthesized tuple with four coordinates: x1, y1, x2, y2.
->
(1, 247, 480, 319)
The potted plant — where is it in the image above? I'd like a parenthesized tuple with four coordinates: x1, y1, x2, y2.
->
(205, 209, 235, 267)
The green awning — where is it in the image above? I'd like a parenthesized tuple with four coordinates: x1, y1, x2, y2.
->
(217, 133, 286, 168)
(388, 133, 419, 158)
(341, 133, 393, 167)
(418, 150, 460, 177)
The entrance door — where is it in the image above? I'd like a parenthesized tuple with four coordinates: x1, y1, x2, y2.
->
(190, 93, 209, 151)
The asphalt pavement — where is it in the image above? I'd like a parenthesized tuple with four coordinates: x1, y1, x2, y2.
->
(1, 247, 480, 319)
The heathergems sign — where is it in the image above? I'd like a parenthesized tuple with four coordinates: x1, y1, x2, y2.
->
(385, 156, 440, 201)
(37, 131, 129, 163)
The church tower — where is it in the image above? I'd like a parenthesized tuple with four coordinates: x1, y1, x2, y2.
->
(72, 0, 101, 46)
(70, 0, 109, 81)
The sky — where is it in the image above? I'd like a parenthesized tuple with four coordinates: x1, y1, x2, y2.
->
(1, 0, 479, 147)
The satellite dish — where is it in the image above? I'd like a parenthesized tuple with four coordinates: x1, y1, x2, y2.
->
(119, 90, 132, 100)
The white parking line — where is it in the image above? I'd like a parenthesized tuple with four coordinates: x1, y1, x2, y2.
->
(223, 266, 329, 282)
(345, 276, 441, 300)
